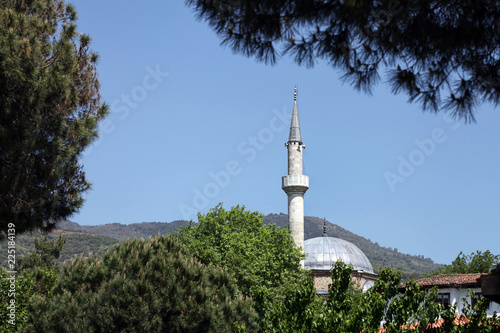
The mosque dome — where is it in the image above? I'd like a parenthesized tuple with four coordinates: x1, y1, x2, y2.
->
(304, 236, 374, 273)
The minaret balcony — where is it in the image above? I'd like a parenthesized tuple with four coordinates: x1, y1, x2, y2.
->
(282, 175, 309, 192)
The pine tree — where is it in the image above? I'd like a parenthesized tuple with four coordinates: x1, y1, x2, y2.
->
(0, 0, 108, 238)
(26, 235, 258, 332)
(186, 0, 500, 121)
(17, 235, 66, 271)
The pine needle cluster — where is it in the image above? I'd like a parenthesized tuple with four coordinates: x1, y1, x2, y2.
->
(186, 0, 500, 121)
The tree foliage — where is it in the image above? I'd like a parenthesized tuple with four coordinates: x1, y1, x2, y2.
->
(0, 236, 62, 332)
(26, 235, 258, 332)
(177, 204, 305, 298)
(0, 0, 108, 237)
(16, 235, 66, 272)
(260, 261, 500, 332)
(186, 0, 500, 121)
(178, 204, 481, 332)
(259, 261, 444, 333)
(0, 268, 35, 333)
(429, 250, 500, 276)
(18, 204, 500, 332)
(177, 204, 307, 330)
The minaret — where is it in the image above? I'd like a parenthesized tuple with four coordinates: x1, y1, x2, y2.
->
(282, 88, 309, 266)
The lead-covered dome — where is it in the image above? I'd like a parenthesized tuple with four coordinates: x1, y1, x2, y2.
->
(304, 237, 374, 273)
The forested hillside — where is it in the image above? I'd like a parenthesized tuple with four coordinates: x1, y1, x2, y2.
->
(265, 214, 442, 279)
(56, 220, 188, 241)
(2, 215, 441, 278)
(0, 229, 119, 267)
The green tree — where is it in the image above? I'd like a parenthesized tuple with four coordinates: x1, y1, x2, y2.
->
(26, 235, 258, 332)
(0, 236, 66, 333)
(177, 205, 450, 332)
(0, 236, 62, 332)
(429, 250, 500, 276)
(439, 290, 499, 333)
(176, 204, 305, 298)
(257, 261, 443, 333)
(0, 269, 35, 333)
(255, 274, 324, 332)
(16, 235, 66, 271)
(177, 204, 307, 331)
(186, 0, 500, 121)
(324, 263, 441, 333)
(260, 261, 500, 332)
(15, 235, 65, 303)
(0, 0, 108, 238)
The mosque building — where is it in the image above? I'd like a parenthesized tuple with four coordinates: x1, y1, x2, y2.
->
(282, 88, 378, 293)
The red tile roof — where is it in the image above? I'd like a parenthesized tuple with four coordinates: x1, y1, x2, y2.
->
(418, 274, 485, 287)
(406, 274, 486, 288)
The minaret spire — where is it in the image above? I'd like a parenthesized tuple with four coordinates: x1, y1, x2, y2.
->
(288, 87, 302, 144)
(282, 87, 309, 268)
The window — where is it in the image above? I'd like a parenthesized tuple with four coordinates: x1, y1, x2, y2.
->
(471, 293, 482, 308)
(436, 293, 451, 309)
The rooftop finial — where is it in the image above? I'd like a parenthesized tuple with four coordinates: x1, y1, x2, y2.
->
(294, 86, 297, 101)
(323, 218, 327, 237)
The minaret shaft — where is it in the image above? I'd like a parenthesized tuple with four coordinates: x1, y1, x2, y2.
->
(287, 143, 303, 175)
(282, 88, 308, 267)
(287, 192, 305, 250)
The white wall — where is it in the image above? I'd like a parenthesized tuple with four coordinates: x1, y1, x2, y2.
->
(438, 287, 500, 317)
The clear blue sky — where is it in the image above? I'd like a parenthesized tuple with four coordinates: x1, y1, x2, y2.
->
(70, 1, 500, 265)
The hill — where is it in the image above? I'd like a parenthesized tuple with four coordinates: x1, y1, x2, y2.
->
(265, 214, 441, 279)
(56, 220, 189, 241)
(1, 215, 441, 279)
(0, 228, 120, 267)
